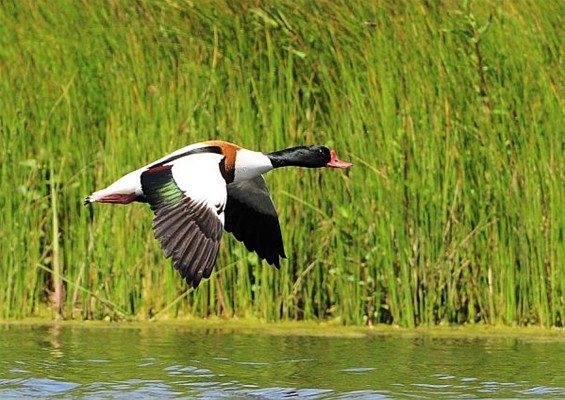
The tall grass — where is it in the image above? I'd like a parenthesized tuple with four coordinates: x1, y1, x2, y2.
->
(0, 0, 563, 327)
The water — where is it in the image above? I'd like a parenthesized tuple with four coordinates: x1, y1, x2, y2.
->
(1, 323, 564, 399)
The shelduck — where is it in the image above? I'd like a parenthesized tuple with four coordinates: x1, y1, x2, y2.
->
(85, 140, 352, 288)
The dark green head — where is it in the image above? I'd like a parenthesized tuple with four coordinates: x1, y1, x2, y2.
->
(267, 145, 352, 169)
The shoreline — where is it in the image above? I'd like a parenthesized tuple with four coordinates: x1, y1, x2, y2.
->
(1, 318, 563, 341)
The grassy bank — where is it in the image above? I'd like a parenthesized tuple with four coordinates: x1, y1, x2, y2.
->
(3, 318, 565, 342)
(0, 0, 563, 327)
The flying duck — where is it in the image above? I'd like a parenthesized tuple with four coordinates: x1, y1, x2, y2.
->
(85, 140, 352, 288)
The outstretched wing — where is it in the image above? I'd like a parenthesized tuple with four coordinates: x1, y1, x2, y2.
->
(141, 154, 226, 288)
(224, 176, 286, 267)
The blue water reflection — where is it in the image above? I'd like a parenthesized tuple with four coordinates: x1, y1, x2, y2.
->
(0, 324, 564, 399)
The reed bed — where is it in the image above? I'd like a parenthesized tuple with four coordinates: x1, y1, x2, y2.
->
(0, 0, 563, 327)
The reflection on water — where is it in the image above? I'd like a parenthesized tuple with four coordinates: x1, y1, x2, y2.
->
(0, 323, 564, 399)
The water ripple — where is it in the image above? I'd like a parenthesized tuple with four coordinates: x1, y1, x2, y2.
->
(1, 324, 565, 399)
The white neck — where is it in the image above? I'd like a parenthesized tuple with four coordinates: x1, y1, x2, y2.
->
(233, 149, 273, 181)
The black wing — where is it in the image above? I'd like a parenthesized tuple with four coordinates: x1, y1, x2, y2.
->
(141, 165, 223, 288)
(224, 176, 286, 267)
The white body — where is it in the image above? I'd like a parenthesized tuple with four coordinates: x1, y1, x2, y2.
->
(87, 142, 273, 204)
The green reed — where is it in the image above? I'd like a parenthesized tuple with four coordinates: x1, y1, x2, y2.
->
(0, 0, 563, 327)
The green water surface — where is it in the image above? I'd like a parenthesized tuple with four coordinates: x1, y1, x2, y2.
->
(1, 323, 564, 399)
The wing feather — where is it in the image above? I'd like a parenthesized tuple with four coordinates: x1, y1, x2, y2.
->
(225, 176, 286, 268)
(141, 158, 225, 288)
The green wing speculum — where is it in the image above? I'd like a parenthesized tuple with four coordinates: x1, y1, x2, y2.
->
(141, 165, 223, 288)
